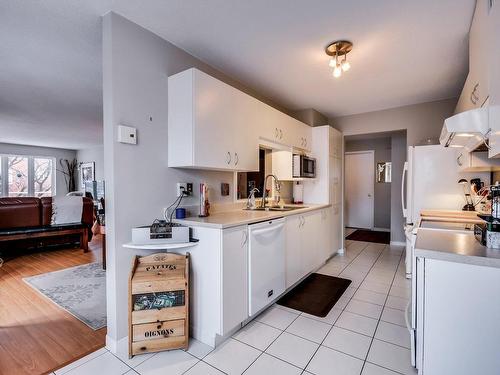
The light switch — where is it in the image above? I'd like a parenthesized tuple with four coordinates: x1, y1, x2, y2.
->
(117, 125, 137, 145)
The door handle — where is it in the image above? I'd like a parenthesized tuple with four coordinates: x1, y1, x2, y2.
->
(234, 152, 239, 165)
(401, 161, 408, 218)
(368, 194, 372, 198)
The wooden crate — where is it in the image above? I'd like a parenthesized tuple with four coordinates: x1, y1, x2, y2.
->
(128, 252, 189, 357)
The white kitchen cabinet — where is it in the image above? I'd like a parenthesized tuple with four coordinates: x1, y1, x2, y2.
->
(285, 214, 306, 288)
(455, 150, 500, 171)
(302, 210, 321, 271)
(272, 149, 293, 181)
(331, 205, 341, 255)
(168, 68, 259, 171)
(329, 128, 343, 158)
(488, 0, 500, 157)
(285, 210, 325, 288)
(221, 225, 249, 335)
(289, 119, 312, 151)
(318, 208, 332, 260)
(416, 258, 500, 374)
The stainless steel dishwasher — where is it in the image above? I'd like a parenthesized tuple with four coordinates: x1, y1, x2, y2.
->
(248, 218, 286, 316)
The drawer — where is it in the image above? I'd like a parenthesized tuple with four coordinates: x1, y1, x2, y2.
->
(132, 319, 185, 342)
(131, 279, 187, 294)
(132, 305, 186, 325)
(131, 335, 187, 356)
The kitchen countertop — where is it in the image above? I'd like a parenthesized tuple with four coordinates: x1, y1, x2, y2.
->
(420, 209, 487, 223)
(414, 228, 500, 268)
(173, 204, 330, 229)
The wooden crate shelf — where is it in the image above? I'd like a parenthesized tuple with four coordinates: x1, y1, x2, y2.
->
(128, 252, 189, 357)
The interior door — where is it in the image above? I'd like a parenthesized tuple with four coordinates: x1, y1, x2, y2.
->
(345, 151, 374, 229)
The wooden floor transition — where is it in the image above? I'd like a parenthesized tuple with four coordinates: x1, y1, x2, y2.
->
(0, 236, 106, 375)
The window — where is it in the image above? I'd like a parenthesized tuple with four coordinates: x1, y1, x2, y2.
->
(0, 155, 56, 197)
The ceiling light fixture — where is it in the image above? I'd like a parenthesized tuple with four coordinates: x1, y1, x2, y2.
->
(325, 40, 353, 78)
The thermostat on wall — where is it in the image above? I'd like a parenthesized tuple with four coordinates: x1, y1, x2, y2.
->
(117, 125, 137, 145)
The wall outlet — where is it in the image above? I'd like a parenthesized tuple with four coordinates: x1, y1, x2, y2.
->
(176, 182, 193, 197)
(176, 183, 187, 197)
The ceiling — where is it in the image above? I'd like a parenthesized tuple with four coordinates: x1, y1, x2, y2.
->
(0, 0, 475, 150)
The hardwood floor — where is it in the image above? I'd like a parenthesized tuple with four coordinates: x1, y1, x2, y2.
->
(0, 236, 106, 375)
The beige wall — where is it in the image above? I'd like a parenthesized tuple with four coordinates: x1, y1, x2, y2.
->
(294, 108, 329, 127)
(332, 98, 457, 146)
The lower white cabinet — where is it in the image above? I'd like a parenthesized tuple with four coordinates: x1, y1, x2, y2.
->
(285, 210, 329, 289)
(220, 225, 248, 335)
(414, 257, 500, 374)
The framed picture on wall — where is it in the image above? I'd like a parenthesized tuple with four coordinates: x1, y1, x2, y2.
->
(80, 162, 95, 189)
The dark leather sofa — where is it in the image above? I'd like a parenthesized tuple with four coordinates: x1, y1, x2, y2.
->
(0, 197, 94, 252)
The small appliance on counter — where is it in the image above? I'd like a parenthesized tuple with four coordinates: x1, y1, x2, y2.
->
(132, 219, 190, 245)
(292, 154, 316, 178)
(476, 185, 500, 249)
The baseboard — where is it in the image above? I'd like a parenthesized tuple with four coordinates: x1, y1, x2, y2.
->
(106, 335, 128, 356)
(390, 241, 406, 247)
(373, 227, 390, 232)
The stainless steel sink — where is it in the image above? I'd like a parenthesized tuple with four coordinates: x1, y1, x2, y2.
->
(244, 206, 308, 212)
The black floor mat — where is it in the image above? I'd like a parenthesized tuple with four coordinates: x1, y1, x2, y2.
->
(346, 229, 390, 244)
(276, 273, 351, 317)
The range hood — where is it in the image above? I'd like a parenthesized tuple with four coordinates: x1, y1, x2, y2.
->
(440, 107, 489, 151)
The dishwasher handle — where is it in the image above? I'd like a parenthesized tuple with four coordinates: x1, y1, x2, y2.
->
(251, 222, 284, 236)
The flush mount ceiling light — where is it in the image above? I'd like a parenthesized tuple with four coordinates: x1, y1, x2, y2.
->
(325, 40, 353, 78)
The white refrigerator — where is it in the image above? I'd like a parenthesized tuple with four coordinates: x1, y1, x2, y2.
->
(401, 145, 489, 277)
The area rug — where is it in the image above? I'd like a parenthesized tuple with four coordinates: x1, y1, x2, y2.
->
(277, 273, 351, 317)
(346, 229, 390, 244)
(24, 262, 106, 330)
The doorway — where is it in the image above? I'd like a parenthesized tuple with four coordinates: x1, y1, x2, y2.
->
(345, 151, 375, 229)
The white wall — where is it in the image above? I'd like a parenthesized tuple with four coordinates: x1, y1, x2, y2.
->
(332, 98, 456, 146)
(76, 146, 104, 190)
(0, 142, 76, 196)
(345, 138, 392, 229)
(104, 13, 304, 353)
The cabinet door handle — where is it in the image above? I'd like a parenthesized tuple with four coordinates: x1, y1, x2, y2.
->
(279, 129, 283, 140)
(234, 152, 239, 165)
(304, 138, 307, 147)
(275, 128, 279, 139)
(457, 154, 463, 166)
(470, 83, 479, 105)
(226, 151, 232, 164)
(241, 230, 248, 246)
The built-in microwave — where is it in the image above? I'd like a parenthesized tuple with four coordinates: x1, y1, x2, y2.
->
(292, 154, 316, 178)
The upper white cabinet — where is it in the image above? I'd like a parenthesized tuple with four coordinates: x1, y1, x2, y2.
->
(488, 0, 500, 157)
(168, 68, 312, 171)
(456, 150, 500, 171)
(258, 104, 312, 151)
(455, 0, 490, 114)
(168, 68, 259, 171)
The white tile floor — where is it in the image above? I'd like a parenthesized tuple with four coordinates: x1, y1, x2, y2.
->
(53, 240, 416, 375)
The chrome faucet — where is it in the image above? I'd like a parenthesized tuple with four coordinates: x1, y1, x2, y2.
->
(247, 188, 260, 209)
(262, 174, 281, 209)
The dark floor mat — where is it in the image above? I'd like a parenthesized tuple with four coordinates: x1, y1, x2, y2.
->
(276, 273, 351, 317)
(346, 229, 390, 244)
